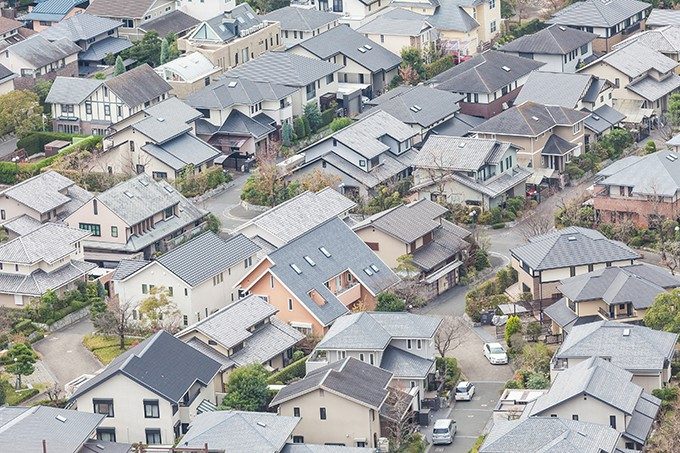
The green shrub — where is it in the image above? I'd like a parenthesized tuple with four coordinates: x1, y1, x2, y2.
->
(267, 356, 308, 385)
(491, 222, 505, 229)
(436, 356, 460, 391)
(652, 386, 679, 408)
(504, 379, 522, 389)
(17, 132, 86, 156)
(175, 165, 229, 198)
(505, 315, 522, 345)
(13, 319, 34, 333)
(293, 117, 306, 139)
(526, 372, 550, 389)
(375, 292, 405, 312)
(505, 196, 524, 214)
(424, 54, 456, 79)
(292, 350, 305, 361)
(329, 117, 352, 132)
(321, 107, 336, 126)
(470, 435, 487, 453)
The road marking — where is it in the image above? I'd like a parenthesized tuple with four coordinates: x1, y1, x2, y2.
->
(66, 350, 72, 353)
(456, 435, 481, 439)
(480, 404, 487, 407)
(453, 408, 493, 412)
(467, 415, 474, 418)
(470, 380, 507, 384)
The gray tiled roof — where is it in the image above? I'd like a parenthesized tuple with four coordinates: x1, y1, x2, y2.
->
(547, 0, 650, 28)
(112, 259, 150, 280)
(79, 36, 132, 62)
(315, 149, 413, 190)
(558, 263, 680, 310)
(453, 166, 531, 198)
(157, 232, 259, 287)
(70, 330, 221, 404)
(412, 219, 470, 271)
(430, 50, 544, 94)
(39, 13, 122, 41)
(143, 96, 202, 124)
(430, 112, 485, 136)
(2, 170, 92, 215)
(178, 411, 299, 453)
(0, 259, 94, 296)
(0, 223, 89, 264)
(625, 392, 662, 444)
(133, 115, 191, 143)
(480, 417, 621, 452)
(427, 0, 479, 32)
(647, 8, 680, 27)
(142, 134, 220, 170)
(230, 316, 305, 366)
(188, 76, 297, 110)
(138, 10, 200, 38)
(225, 51, 343, 87)
(86, 0, 158, 19)
(627, 73, 680, 102)
(196, 109, 275, 139)
(270, 357, 392, 408)
(0, 63, 15, 83)
(543, 298, 578, 332)
(380, 344, 434, 378)
(45, 76, 103, 104)
(357, 7, 433, 36)
(333, 110, 416, 159)
(263, 6, 340, 32)
(2, 214, 42, 237)
(7, 35, 80, 68)
(591, 41, 678, 78)
(614, 25, 680, 53)
(556, 321, 678, 373)
(500, 24, 596, 55)
(598, 149, 680, 197)
(511, 227, 639, 271)
(515, 71, 595, 108)
(282, 445, 374, 453)
(81, 439, 133, 453)
(196, 4, 263, 43)
(415, 135, 515, 172)
(294, 24, 401, 73)
(0, 406, 105, 453)
(361, 85, 462, 128)
(542, 134, 578, 156)
(583, 104, 626, 134)
(472, 102, 590, 137)
(104, 64, 172, 108)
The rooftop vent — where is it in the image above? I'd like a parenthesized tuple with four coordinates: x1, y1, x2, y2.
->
(237, 16, 245, 23)
(228, 81, 238, 88)
(165, 186, 174, 193)
(95, 445, 105, 450)
(124, 191, 134, 198)
(364, 267, 374, 276)
(531, 116, 539, 121)
(304, 255, 316, 266)
(667, 154, 678, 162)
(559, 26, 566, 31)
(567, 236, 576, 241)
(358, 47, 367, 53)
(256, 421, 267, 427)
(623, 328, 631, 336)
(140, 179, 149, 187)
(319, 246, 331, 257)
(157, 117, 165, 122)
(458, 142, 466, 148)
(55, 415, 67, 423)
(501, 66, 511, 72)
(290, 263, 302, 274)
(593, 115, 600, 121)
(409, 105, 422, 113)
(364, 44, 372, 50)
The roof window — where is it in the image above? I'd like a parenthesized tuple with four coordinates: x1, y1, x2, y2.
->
(291, 264, 302, 274)
(319, 246, 331, 257)
(124, 191, 134, 198)
(501, 66, 511, 72)
(228, 81, 238, 88)
(370, 264, 380, 272)
(304, 256, 316, 266)
(364, 267, 374, 276)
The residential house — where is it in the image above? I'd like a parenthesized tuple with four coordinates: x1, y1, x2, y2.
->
(551, 321, 678, 392)
(187, 75, 298, 159)
(0, 34, 80, 89)
(646, 8, 680, 29)
(498, 24, 597, 73)
(286, 110, 418, 199)
(263, 6, 340, 48)
(222, 51, 342, 117)
(546, 0, 651, 53)
(411, 135, 530, 211)
(306, 311, 441, 408)
(288, 24, 401, 99)
(357, 8, 437, 57)
(40, 13, 132, 75)
(232, 187, 356, 250)
(529, 357, 660, 450)
(63, 173, 207, 266)
(579, 41, 680, 120)
(0, 16, 28, 49)
(270, 357, 414, 448)
(472, 101, 590, 181)
(86, 0, 176, 41)
(479, 417, 621, 453)
(510, 226, 640, 300)
(236, 217, 400, 336)
(136, 10, 200, 39)
(46, 64, 172, 135)
(19, 0, 88, 32)
(594, 149, 680, 228)
(429, 50, 544, 119)
(0, 222, 94, 307)
(69, 330, 221, 445)
(0, 63, 16, 94)
(493, 388, 547, 421)
(177, 4, 283, 71)
(176, 294, 304, 394)
(613, 25, 680, 67)
(545, 263, 680, 335)
(153, 52, 221, 99)
(295, 0, 389, 28)
(352, 198, 471, 296)
(100, 97, 221, 180)
(668, 133, 680, 152)
(177, 0, 237, 21)
(360, 85, 463, 139)
(0, 405, 132, 453)
(514, 71, 625, 147)
(113, 231, 260, 325)
(0, 170, 92, 226)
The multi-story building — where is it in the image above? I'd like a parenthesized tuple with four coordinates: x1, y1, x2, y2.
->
(263, 6, 341, 48)
(19, 0, 88, 32)
(86, 0, 177, 41)
(153, 52, 222, 99)
(357, 8, 437, 57)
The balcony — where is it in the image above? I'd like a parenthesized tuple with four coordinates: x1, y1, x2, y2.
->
(306, 350, 329, 373)
(597, 306, 634, 321)
(336, 281, 361, 306)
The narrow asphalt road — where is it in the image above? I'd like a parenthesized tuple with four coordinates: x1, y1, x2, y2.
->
(198, 172, 257, 232)
(32, 318, 103, 386)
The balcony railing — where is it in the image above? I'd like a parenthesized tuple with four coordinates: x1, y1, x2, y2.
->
(336, 281, 361, 306)
(597, 306, 633, 320)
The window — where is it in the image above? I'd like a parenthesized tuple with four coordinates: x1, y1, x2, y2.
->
(306, 83, 316, 101)
(609, 415, 616, 429)
(85, 102, 92, 114)
(152, 171, 168, 180)
(573, 122, 581, 133)
(369, 353, 374, 365)
(0, 210, 4, 220)
(294, 407, 300, 417)
(79, 223, 101, 237)
(488, 0, 495, 7)
(96, 428, 116, 442)
(416, 339, 422, 349)
(104, 105, 110, 116)
(407, 339, 412, 349)
(359, 159, 366, 167)
(183, 315, 188, 326)
(142, 284, 148, 294)
(293, 436, 304, 443)
(288, 298, 293, 310)
(572, 415, 579, 421)
(360, 353, 365, 361)
(490, 20, 496, 33)
(164, 206, 174, 219)
(339, 350, 346, 359)
(244, 257, 252, 268)
(117, 106, 123, 117)
(93, 399, 114, 417)
(320, 407, 327, 420)
(168, 287, 173, 297)
(326, 73, 334, 84)
(61, 104, 74, 114)
(145, 429, 162, 445)
(111, 226, 118, 238)
(144, 400, 160, 418)
(213, 273, 224, 286)
(122, 18, 134, 28)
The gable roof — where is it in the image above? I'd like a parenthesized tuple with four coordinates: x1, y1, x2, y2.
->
(647, 8, 680, 27)
(547, 0, 650, 28)
(270, 357, 392, 408)
(472, 101, 590, 137)
(357, 7, 433, 36)
(614, 25, 680, 54)
(195, 109, 275, 139)
(263, 6, 340, 32)
(556, 320, 678, 372)
(137, 9, 200, 38)
(0, 223, 89, 265)
(500, 24, 597, 55)
(19, 0, 88, 22)
(191, 4, 263, 43)
(515, 71, 595, 109)
(86, 0, 160, 19)
(188, 75, 297, 110)
(39, 13, 122, 41)
(430, 50, 544, 94)
(70, 330, 221, 404)
(142, 133, 221, 170)
(590, 40, 678, 77)
(112, 259, 150, 280)
(598, 149, 680, 197)
(45, 76, 103, 104)
(6, 35, 80, 68)
(361, 85, 462, 128)
(510, 227, 639, 271)
(156, 232, 260, 287)
(415, 135, 515, 172)
(0, 16, 22, 35)
(293, 24, 401, 73)
(104, 64, 172, 107)
(178, 411, 299, 453)
(333, 110, 416, 159)
(427, 0, 480, 33)
(1, 170, 92, 215)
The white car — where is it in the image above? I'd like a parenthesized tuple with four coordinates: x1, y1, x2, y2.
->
(454, 381, 475, 401)
(484, 342, 509, 365)
(432, 419, 456, 445)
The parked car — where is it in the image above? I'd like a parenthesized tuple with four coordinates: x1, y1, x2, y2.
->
(432, 418, 456, 445)
(455, 381, 475, 401)
(484, 342, 508, 365)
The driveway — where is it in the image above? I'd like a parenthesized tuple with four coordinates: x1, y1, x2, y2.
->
(0, 137, 18, 161)
(198, 172, 259, 232)
(32, 318, 103, 386)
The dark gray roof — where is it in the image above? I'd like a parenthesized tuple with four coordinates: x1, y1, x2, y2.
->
(583, 104, 626, 134)
(543, 297, 578, 332)
(593, 41, 678, 78)
(294, 24, 401, 73)
(412, 219, 471, 271)
(132, 115, 192, 143)
(157, 232, 259, 287)
(547, 0, 650, 28)
(81, 439, 133, 453)
(473, 102, 590, 137)
(380, 344, 434, 378)
(430, 112, 485, 136)
(598, 149, 680, 197)
(500, 24, 596, 55)
(427, 0, 479, 32)
(263, 6, 340, 32)
(316, 149, 413, 189)
(39, 13, 122, 41)
(647, 8, 680, 27)
(430, 50, 544, 94)
(104, 64, 172, 108)
(79, 36, 132, 62)
(138, 10, 200, 38)
(196, 109, 275, 139)
(86, 0, 159, 19)
(178, 411, 299, 453)
(625, 392, 662, 444)
(357, 7, 433, 36)
(558, 263, 680, 310)
(556, 321, 678, 373)
(270, 357, 392, 408)
(450, 166, 531, 198)
(416, 135, 515, 172)
(112, 259, 150, 280)
(194, 4, 263, 43)
(188, 76, 297, 110)
(361, 85, 462, 128)
(265, 218, 400, 326)
(0, 63, 15, 83)
(45, 76, 103, 104)
(515, 71, 596, 108)
(142, 133, 221, 170)
(0, 406, 105, 453)
(225, 51, 343, 87)
(511, 227, 639, 271)
(542, 134, 578, 156)
(70, 330, 221, 404)
(7, 35, 80, 68)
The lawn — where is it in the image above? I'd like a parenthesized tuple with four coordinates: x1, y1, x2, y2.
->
(0, 379, 39, 405)
(83, 334, 136, 365)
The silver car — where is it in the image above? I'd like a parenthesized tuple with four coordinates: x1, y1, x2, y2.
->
(484, 342, 509, 365)
(432, 419, 456, 445)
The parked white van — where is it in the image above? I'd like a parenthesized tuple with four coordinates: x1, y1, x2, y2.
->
(432, 418, 456, 445)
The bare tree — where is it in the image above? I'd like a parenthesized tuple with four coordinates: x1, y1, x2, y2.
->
(646, 388, 680, 452)
(46, 383, 63, 402)
(519, 213, 553, 241)
(434, 316, 468, 357)
(92, 298, 136, 350)
(138, 286, 182, 333)
(380, 385, 418, 451)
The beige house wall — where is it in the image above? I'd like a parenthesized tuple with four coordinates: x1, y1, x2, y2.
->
(534, 395, 627, 433)
(353, 227, 407, 269)
(64, 199, 129, 246)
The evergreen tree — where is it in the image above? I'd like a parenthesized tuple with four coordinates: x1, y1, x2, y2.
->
(160, 39, 169, 65)
(303, 102, 322, 132)
(113, 56, 125, 76)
